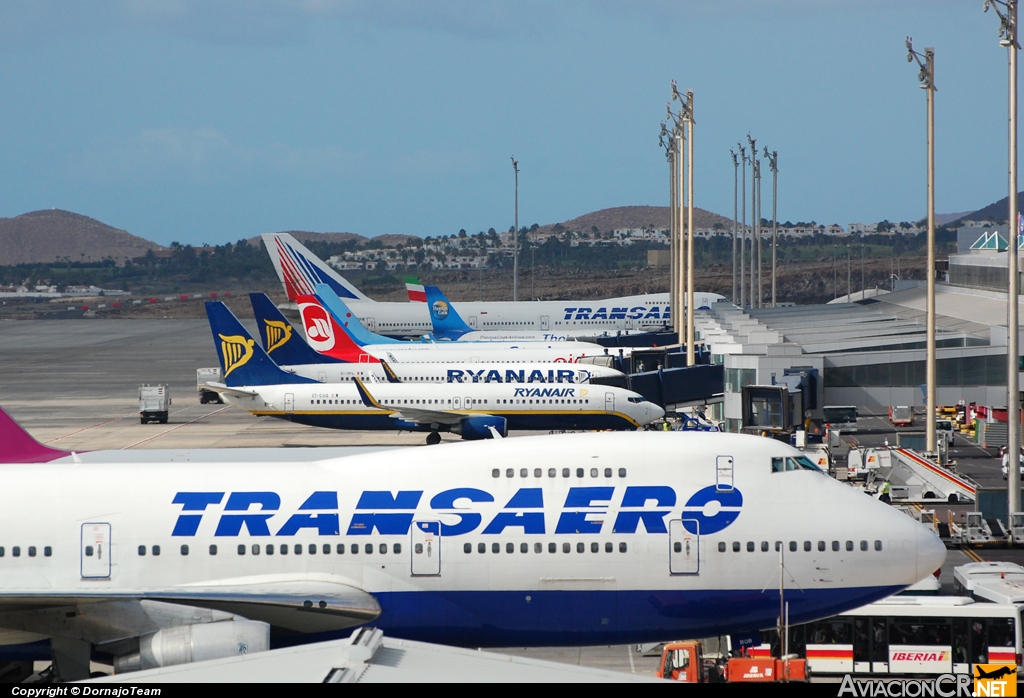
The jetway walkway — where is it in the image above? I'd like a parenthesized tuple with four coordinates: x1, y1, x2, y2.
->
(590, 363, 723, 410)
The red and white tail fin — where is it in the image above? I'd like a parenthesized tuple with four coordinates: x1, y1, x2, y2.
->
(405, 278, 426, 303)
(261, 233, 371, 303)
(295, 294, 380, 364)
(0, 406, 70, 463)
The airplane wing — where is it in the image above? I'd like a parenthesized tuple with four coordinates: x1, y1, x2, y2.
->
(203, 381, 260, 398)
(351, 378, 464, 427)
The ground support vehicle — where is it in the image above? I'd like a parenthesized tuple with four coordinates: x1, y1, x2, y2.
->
(889, 406, 914, 427)
(197, 367, 224, 404)
(138, 384, 170, 424)
(656, 640, 807, 683)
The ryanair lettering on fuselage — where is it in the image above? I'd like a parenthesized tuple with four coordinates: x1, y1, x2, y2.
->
(447, 369, 589, 384)
(171, 485, 742, 538)
(562, 306, 670, 321)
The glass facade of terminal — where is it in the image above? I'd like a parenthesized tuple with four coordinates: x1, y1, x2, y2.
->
(948, 260, 1022, 293)
(824, 354, 1007, 388)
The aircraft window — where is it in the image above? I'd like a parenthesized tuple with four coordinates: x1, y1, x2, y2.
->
(0, 547, 3, 557)
(520, 543, 528, 553)
(874, 540, 883, 551)
(152, 546, 160, 556)
(789, 542, 797, 552)
(521, 468, 528, 478)
(294, 544, 302, 555)
(323, 544, 330, 555)
(180, 545, 188, 556)
(492, 469, 499, 478)
(281, 544, 288, 555)
(209, 545, 217, 555)
(252, 544, 260, 556)
(307, 544, 315, 555)
(619, 468, 627, 477)
(860, 540, 868, 551)
(563, 543, 571, 554)
(464, 543, 472, 554)
(746, 542, 755, 552)
(28, 546, 36, 557)
(379, 543, 387, 554)
(506, 543, 514, 554)
(549, 543, 557, 553)
(619, 542, 627, 553)
(237, 545, 245, 556)
(718, 543, 726, 553)
(365, 544, 373, 555)
(605, 542, 613, 553)
(336, 544, 345, 555)
(803, 541, 811, 552)
(492, 543, 500, 554)
(562, 468, 570, 478)
(776, 541, 782, 552)
(816, 541, 824, 552)
(506, 469, 514, 478)
(732, 542, 740, 552)
(535, 543, 542, 553)
(772, 457, 785, 473)
(138, 545, 146, 556)
(576, 468, 584, 478)
(576, 542, 585, 553)
(44, 547, 51, 557)
(534, 468, 542, 477)
(591, 468, 598, 478)
(846, 541, 853, 551)
(761, 541, 769, 552)
(832, 541, 840, 552)
(351, 544, 359, 554)
(415, 544, 423, 554)
(266, 544, 274, 556)
(674, 542, 682, 553)
(604, 468, 612, 478)
(80, 546, 89, 557)
(478, 543, 486, 553)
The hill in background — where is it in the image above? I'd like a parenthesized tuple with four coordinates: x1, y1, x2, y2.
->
(533, 205, 733, 235)
(0, 209, 164, 265)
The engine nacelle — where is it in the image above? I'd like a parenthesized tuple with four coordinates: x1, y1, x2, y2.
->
(114, 619, 269, 673)
(452, 415, 507, 440)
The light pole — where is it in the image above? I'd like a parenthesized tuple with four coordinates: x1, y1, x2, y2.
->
(660, 121, 678, 333)
(847, 244, 852, 300)
(511, 157, 520, 302)
(907, 38, 938, 455)
(984, 0, 1021, 516)
(833, 245, 838, 300)
(731, 149, 739, 305)
(747, 135, 758, 309)
(739, 144, 747, 308)
(673, 85, 696, 365)
(756, 156, 763, 308)
(765, 149, 779, 307)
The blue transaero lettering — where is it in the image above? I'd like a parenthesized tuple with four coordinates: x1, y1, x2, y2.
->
(562, 307, 670, 321)
(447, 369, 581, 384)
(169, 485, 730, 538)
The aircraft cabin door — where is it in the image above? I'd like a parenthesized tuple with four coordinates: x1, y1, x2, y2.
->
(410, 521, 440, 576)
(364, 317, 376, 332)
(669, 519, 699, 575)
(468, 316, 478, 329)
(541, 315, 549, 331)
(716, 456, 735, 492)
(284, 393, 295, 413)
(453, 397, 461, 410)
(605, 392, 615, 413)
(81, 523, 111, 579)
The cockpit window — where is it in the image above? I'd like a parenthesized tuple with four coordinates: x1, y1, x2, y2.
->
(627, 397, 643, 403)
(794, 455, 824, 472)
(772, 455, 825, 473)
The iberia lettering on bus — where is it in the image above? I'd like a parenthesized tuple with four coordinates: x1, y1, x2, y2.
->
(891, 652, 949, 662)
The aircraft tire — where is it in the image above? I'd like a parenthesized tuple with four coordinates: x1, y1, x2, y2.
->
(426, 431, 441, 446)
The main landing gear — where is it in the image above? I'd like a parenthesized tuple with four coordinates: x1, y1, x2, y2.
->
(426, 431, 442, 446)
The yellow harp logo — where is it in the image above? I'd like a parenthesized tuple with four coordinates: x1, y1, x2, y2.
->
(263, 320, 292, 354)
(219, 334, 255, 378)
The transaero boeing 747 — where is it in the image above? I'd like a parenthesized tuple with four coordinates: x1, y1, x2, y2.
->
(263, 233, 726, 337)
(0, 418, 945, 680)
(204, 302, 662, 442)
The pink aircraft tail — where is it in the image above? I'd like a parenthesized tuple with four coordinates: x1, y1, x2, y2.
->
(0, 406, 69, 463)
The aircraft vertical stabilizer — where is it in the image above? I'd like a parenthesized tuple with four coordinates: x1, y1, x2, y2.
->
(424, 285, 474, 340)
(249, 292, 342, 366)
(205, 302, 318, 387)
(261, 233, 370, 303)
(313, 284, 402, 345)
(0, 406, 70, 463)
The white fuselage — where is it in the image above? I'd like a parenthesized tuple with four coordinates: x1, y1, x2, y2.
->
(277, 361, 624, 385)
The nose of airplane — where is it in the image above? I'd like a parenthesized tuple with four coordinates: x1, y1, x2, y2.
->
(915, 520, 947, 583)
(648, 402, 666, 423)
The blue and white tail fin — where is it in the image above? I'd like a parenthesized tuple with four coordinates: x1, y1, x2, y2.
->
(424, 285, 473, 340)
(249, 292, 342, 365)
(313, 284, 402, 345)
(205, 302, 317, 387)
(261, 233, 370, 304)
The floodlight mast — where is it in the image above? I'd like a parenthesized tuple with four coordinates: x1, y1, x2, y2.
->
(764, 148, 779, 307)
(731, 149, 739, 305)
(660, 120, 678, 335)
(739, 144, 747, 308)
(747, 134, 758, 309)
(905, 37, 938, 457)
(511, 157, 519, 302)
(673, 85, 696, 365)
(984, 0, 1022, 518)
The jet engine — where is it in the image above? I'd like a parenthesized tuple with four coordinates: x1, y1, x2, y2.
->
(113, 619, 269, 673)
(452, 415, 508, 440)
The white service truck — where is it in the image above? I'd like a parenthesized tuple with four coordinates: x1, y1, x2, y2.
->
(197, 367, 223, 404)
(139, 385, 170, 425)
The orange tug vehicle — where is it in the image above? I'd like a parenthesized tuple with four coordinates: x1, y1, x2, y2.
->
(656, 641, 809, 683)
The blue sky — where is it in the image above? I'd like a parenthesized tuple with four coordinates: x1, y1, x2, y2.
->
(0, 0, 1010, 245)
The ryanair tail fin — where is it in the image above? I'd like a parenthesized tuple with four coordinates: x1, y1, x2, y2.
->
(380, 360, 402, 384)
(204, 302, 317, 387)
(0, 406, 70, 463)
(405, 278, 426, 303)
(249, 292, 341, 366)
(261, 233, 370, 303)
(424, 285, 473, 339)
(352, 377, 386, 409)
(295, 293, 381, 364)
(313, 284, 402, 345)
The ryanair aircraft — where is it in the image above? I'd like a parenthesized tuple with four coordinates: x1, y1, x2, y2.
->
(206, 302, 662, 443)
(0, 415, 945, 680)
(248, 291, 624, 386)
(263, 233, 726, 337)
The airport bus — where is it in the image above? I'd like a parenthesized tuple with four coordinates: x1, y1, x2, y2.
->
(823, 405, 859, 433)
(751, 596, 1021, 676)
